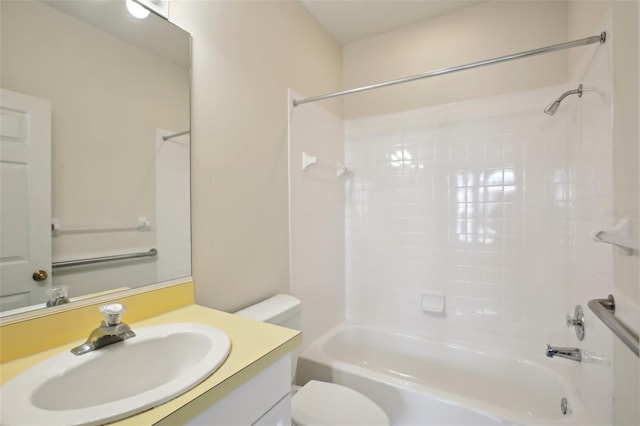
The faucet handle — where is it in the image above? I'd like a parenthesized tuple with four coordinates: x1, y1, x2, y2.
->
(99, 303, 127, 326)
(566, 305, 585, 341)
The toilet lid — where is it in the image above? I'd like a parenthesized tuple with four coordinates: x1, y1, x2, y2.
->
(292, 380, 390, 426)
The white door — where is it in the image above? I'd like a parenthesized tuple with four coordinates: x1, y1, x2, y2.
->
(0, 89, 52, 311)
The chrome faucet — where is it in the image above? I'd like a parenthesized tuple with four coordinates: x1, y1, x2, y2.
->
(546, 344, 582, 362)
(71, 303, 136, 355)
(46, 286, 70, 307)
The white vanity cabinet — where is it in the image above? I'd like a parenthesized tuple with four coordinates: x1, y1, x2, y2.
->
(179, 355, 292, 426)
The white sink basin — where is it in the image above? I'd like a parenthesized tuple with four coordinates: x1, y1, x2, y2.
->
(0, 322, 231, 426)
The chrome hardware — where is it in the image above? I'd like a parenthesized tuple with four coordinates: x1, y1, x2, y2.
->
(71, 303, 136, 355)
(560, 397, 569, 415)
(589, 295, 639, 358)
(293, 32, 606, 106)
(544, 84, 583, 115)
(32, 269, 48, 281)
(162, 130, 190, 141)
(46, 287, 70, 307)
(52, 248, 157, 269)
(546, 344, 582, 362)
(566, 305, 585, 341)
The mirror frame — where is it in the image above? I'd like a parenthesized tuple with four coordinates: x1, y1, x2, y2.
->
(0, 279, 193, 325)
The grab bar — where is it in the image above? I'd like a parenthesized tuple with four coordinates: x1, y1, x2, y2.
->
(52, 248, 158, 269)
(588, 295, 639, 357)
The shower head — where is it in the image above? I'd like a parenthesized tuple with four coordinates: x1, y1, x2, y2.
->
(544, 101, 561, 115)
(544, 84, 583, 115)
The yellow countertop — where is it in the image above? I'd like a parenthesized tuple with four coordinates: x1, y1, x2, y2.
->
(0, 304, 302, 425)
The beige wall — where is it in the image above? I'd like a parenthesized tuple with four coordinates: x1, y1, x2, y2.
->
(289, 92, 345, 347)
(169, 0, 342, 312)
(607, 2, 636, 425)
(610, 0, 640, 419)
(568, 0, 639, 297)
(568, 2, 640, 424)
(343, 1, 568, 119)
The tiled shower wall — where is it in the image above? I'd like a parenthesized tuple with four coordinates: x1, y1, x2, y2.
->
(345, 84, 613, 356)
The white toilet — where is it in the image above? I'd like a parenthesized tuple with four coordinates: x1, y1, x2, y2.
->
(234, 294, 389, 426)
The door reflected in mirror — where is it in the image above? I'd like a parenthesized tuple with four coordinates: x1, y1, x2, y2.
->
(0, 0, 191, 316)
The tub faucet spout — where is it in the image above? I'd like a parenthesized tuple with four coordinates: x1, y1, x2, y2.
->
(71, 303, 135, 355)
(546, 344, 581, 362)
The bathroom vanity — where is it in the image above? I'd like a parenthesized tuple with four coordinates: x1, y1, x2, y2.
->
(0, 285, 301, 425)
(173, 355, 293, 425)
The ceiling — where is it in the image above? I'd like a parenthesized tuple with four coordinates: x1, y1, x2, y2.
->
(299, 0, 484, 45)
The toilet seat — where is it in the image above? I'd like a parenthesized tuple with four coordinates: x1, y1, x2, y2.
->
(291, 380, 389, 426)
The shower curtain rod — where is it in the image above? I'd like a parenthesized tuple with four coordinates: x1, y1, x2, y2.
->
(292, 32, 606, 107)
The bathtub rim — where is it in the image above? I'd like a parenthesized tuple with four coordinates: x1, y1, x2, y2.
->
(296, 321, 593, 426)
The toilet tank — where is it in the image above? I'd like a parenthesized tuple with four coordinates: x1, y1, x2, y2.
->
(234, 294, 301, 330)
(234, 294, 302, 383)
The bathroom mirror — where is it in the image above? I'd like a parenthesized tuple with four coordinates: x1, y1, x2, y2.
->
(0, 0, 191, 316)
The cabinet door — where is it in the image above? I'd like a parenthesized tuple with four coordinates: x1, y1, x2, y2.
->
(253, 394, 290, 426)
(183, 355, 291, 426)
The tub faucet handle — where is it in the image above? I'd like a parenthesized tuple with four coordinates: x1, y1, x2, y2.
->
(565, 305, 585, 341)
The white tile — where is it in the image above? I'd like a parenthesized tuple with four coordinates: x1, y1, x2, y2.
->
(341, 83, 612, 359)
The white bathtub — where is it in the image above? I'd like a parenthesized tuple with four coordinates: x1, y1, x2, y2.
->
(296, 323, 592, 426)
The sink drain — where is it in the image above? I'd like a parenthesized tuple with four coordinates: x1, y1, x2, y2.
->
(561, 397, 570, 415)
